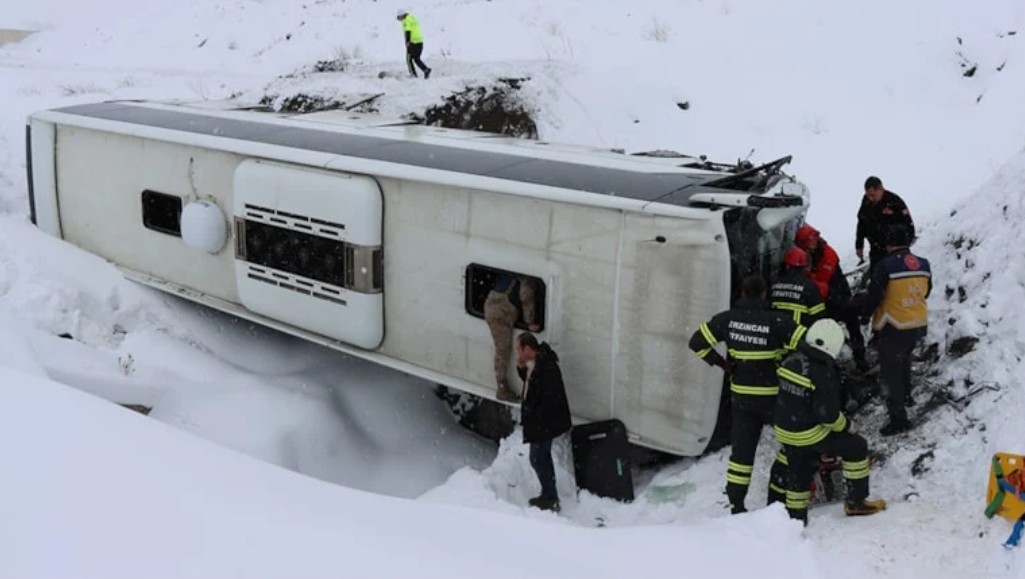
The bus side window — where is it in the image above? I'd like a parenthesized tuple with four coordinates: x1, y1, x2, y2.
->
(141, 190, 183, 237)
(464, 264, 546, 332)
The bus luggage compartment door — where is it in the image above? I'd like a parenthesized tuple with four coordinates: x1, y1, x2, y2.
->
(232, 160, 383, 349)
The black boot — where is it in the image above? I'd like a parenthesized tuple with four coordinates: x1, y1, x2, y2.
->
(528, 496, 561, 513)
(879, 418, 911, 436)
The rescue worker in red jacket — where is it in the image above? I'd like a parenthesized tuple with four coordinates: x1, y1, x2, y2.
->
(689, 275, 807, 514)
(774, 318, 887, 524)
(794, 224, 869, 372)
(770, 247, 826, 326)
(851, 224, 931, 435)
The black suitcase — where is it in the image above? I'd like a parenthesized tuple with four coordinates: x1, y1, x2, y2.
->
(571, 419, 635, 502)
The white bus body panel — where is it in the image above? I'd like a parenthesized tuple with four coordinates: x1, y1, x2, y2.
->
(27, 102, 746, 455)
(233, 160, 384, 349)
(28, 119, 60, 237)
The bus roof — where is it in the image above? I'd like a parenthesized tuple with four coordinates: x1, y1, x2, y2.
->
(41, 101, 767, 208)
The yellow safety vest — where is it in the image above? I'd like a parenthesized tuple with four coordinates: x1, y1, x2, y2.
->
(402, 14, 424, 44)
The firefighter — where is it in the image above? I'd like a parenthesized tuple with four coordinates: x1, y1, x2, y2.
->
(774, 318, 887, 524)
(852, 224, 931, 435)
(794, 224, 869, 372)
(484, 274, 540, 402)
(688, 275, 807, 514)
(770, 247, 826, 326)
(856, 176, 915, 276)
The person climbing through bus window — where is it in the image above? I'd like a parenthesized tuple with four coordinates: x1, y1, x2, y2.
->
(770, 247, 826, 326)
(485, 274, 540, 402)
(794, 224, 869, 373)
(396, 8, 432, 79)
(851, 224, 931, 436)
(856, 176, 915, 277)
(774, 318, 887, 524)
(516, 332, 572, 513)
(688, 275, 807, 514)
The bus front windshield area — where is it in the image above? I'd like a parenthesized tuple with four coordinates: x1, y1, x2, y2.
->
(723, 207, 802, 303)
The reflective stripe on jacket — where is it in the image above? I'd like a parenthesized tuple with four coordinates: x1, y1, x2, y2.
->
(866, 250, 931, 332)
(770, 269, 826, 326)
(688, 298, 806, 396)
(774, 346, 848, 447)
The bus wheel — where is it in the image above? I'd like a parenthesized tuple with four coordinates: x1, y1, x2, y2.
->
(434, 385, 516, 443)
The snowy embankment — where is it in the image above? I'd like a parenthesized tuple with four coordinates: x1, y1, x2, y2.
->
(0, 356, 820, 579)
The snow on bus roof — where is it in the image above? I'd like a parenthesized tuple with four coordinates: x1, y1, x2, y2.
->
(45, 101, 728, 205)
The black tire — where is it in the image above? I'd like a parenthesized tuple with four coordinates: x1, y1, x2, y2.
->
(434, 385, 515, 443)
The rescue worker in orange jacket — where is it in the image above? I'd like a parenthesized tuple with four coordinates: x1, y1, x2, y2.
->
(689, 275, 807, 514)
(851, 224, 931, 435)
(795, 224, 869, 372)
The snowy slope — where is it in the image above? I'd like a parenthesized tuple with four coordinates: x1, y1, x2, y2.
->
(0, 362, 822, 579)
(2, 0, 1025, 577)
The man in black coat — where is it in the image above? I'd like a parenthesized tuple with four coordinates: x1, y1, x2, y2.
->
(856, 176, 915, 276)
(516, 333, 572, 512)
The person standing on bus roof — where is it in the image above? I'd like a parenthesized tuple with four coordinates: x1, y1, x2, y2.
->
(485, 274, 540, 402)
(856, 176, 915, 275)
(396, 8, 432, 79)
(688, 275, 807, 514)
(516, 332, 572, 513)
(770, 247, 826, 326)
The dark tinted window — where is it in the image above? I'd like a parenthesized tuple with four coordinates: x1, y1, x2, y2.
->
(465, 264, 545, 331)
(141, 190, 182, 236)
(240, 220, 348, 287)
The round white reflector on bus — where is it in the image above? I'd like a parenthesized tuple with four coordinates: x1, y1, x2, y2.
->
(180, 200, 227, 254)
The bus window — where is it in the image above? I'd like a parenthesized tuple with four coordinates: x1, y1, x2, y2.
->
(141, 190, 183, 237)
(464, 264, 546, 331)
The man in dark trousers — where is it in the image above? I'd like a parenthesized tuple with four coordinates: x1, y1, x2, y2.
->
(771, 247, 826, 326)
(516, 332, 572, 513)
(774, 318, 887, 524)
(852, 224, 931, 435)
(485, 274, 540, 402)
(795, 224, 869, 373)
(689, 275, 807, 514)
(856, 176, 915, 275)
(396, 9, 431, 78)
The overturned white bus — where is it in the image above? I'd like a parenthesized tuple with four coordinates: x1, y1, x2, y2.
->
(25, 99, 809, 456)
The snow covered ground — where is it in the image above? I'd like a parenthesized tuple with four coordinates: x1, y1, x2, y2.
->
(2, 0, 1025, 576)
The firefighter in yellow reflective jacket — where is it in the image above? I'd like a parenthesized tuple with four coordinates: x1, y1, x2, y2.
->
(852, 224, 931, 436)
(688, 275, 806, 514)
(774, 319, 887, 524)
(396, 9, 432, 78)
(771, 247, 826, 326)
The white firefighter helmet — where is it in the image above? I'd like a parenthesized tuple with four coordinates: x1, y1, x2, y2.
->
(805, 319, 845, 359)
